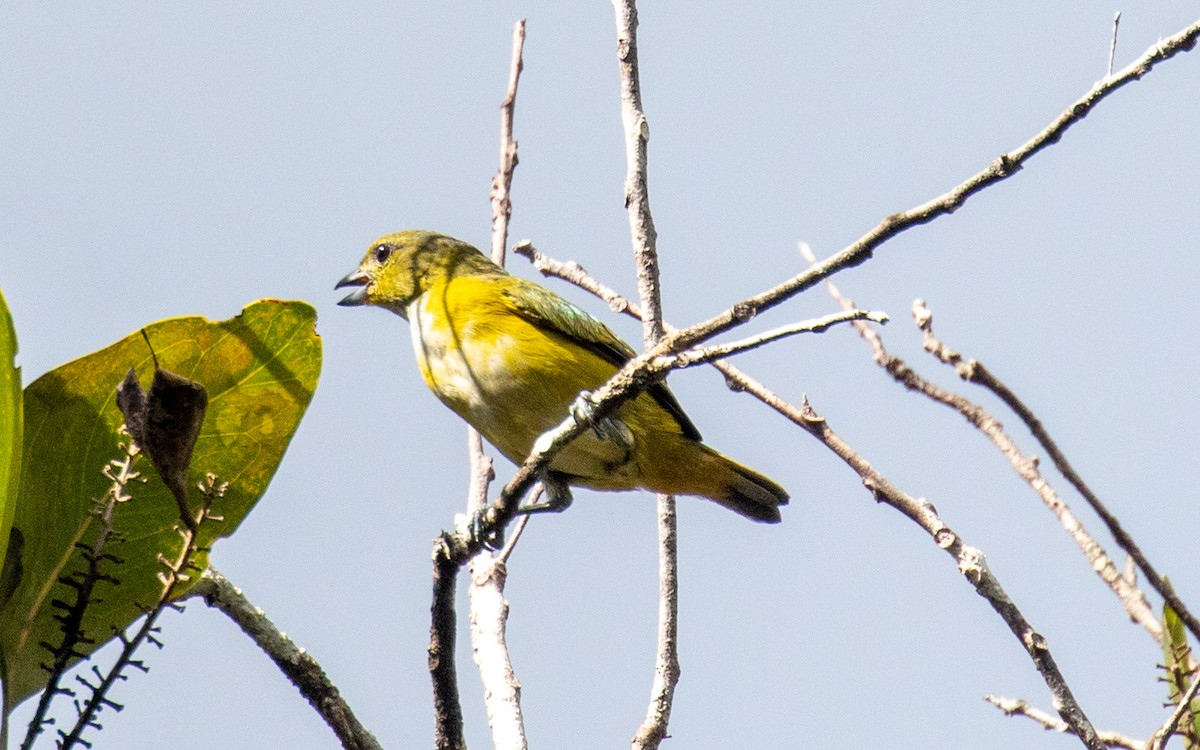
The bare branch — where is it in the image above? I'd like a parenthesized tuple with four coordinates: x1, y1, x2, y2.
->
(631, 18, 1200, 362)
(191, 568, 383, 750)
(489, 19, 525, 267)
(514, 241, 640, 316)
(473, 11, 1200, 546)
(612, 0, 663, 343)
(985, 695, 1145, 750)
(1107, 12, 1122, 78)
(796, 399, 1107, 750)
(911, 298, 1200, 645)
(799, 252, 1162, 642)
(431, 535, 466, 750)
(512, 243, 1105, 750)
(632, 495, 678, 750)
(460, 22, 531, 750)
(660, 310, 887, 371)
(495, 514, 530, 567)
(470, 19, 1200, 540)
(1147, 671, 1200, 750)
(466, 429, 495, 519)
(468, 555, 528, 750)
(609, 2, 679, 747)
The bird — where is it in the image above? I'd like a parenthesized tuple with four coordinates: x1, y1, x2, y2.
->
(336, 230, 788, 523)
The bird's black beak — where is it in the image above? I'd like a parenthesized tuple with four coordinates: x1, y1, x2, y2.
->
(335, 270, 371, 306)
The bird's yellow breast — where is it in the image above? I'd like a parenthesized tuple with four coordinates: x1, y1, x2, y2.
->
(405, 274, 645, 483)
(407, 283, 516, 413)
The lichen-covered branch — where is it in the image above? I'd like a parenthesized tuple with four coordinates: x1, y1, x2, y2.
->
(468, 556, 527, 750)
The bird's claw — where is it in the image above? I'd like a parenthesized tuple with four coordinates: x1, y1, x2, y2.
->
(470, 508, 504, 550)
(515, 473, 574, 516)
(570, 391, 634, 452)
(570, 390, 598, 424)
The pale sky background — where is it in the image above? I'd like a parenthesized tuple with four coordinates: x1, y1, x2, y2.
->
(3, 3, 1200, 748)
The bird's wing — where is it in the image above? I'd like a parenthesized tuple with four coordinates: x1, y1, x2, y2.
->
(499, 278, 702, 442)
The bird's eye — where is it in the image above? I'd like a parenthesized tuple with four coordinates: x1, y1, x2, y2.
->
(373, 244, 393, 264)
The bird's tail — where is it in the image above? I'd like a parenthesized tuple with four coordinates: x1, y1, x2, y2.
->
(670, 445, 789, 523)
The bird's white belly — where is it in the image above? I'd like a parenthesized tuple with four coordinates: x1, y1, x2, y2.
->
(407, 296, 512, 413)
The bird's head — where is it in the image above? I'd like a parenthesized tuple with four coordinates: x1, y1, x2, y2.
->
(336, 230, 495, 316)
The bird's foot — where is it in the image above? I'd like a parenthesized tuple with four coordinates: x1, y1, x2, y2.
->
(516, 472, 574, 516)
(570, 391, 634, 452)
(469, 507, 504, 551)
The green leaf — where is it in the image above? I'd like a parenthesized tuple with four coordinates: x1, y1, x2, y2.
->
(1163, 593, 1200, 749)
(0, 288, 21, 595)
(1164, 601, 1188, 699)
(0, 300, 321, 711)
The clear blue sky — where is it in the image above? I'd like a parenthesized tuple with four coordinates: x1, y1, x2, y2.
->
(3, 3, 1199, 748)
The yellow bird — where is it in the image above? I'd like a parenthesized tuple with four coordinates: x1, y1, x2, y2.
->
(336, 230, 788, 523)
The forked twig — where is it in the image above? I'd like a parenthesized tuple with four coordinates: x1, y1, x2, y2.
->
(985, 695, 1144, 750)
(471, 16, 1200, 555)
(801, 253, 1161, 642)
(910, 298, 1200, 647)
(512, 244, 1107, 750)
(1146, 671, 1200, 750)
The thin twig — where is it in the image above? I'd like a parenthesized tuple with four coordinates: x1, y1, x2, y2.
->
(633, 494, 678, 750)
(798, 399, 1106, 750)
(799, 250, 1161, 642)
(462, 17, 1200, 554)
(514, 242, 639, 317)
(495, 514, 530, 567)
(985, 695, 1145, 750)
(637, 18, 1200, 361)
(459, 20, 530, 750)
(22, 440, 138, 750)
(1108, 12, 1122, 78)
(489, 19, 525, 266)
(660, 310, 887, 370)
(190, 568, 383, 750)
(612, 0, 663, 343)
(610, 1, 678, 747)
(61, 477, 223, 749)
(1147, 671, 1200, 750)
(510, 244, 1106, 750)
(909, 298, 1200, 646)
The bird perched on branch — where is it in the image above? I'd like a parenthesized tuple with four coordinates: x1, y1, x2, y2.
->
(336, 230, 788, 522)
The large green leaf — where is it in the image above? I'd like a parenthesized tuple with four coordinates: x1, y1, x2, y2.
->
(0, 288, 20, 597)
(0, 300, 321, 710)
